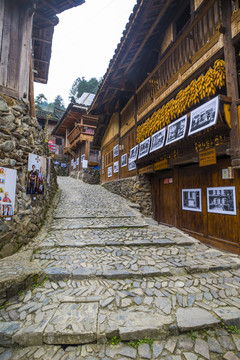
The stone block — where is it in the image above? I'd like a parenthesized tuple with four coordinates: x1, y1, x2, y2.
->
(176, 307, 220, 332)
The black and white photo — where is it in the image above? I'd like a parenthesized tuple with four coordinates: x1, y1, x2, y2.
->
(114, 161, 119, 173)
(129, 145, 138, 161)
(138, 137, 150, 158)
(150, 128, 166, 153)
(188, 96, 219, 136)
(108, 166, 112, 178)
(182, 189, 202, 212)
(121, 153, 127, 167)
(128, 159, 136, 171)
(207, 186, 236, 215)
(113, 144, 119, 158)
(166, 115, 187, 145)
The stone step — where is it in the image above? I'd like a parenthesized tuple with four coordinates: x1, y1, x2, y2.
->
(50, 218, 148, 230)
(2, 302, 240, 347)
(1, 271, 240, 347)
(33, 245, 240, 281)
(39, 226, 195, 249)
(3, 329, 240, 360)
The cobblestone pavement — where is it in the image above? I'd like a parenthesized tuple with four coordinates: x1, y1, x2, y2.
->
(1, 177, 240, 359)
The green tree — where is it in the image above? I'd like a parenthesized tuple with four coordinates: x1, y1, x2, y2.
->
(35, 93, 47, 109)
(53, 95, 65, 110)
(69, 77, 101, 102)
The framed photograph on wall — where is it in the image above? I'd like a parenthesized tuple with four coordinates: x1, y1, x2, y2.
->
(150, 128, 166, 153)
(188, 96, 219, 136)
(113, 161, 119, 173)
(138, 137, 150, 158)
(121, 153, 127, 167)
(129, 145, 138, 162)
(113, 144, 119, 158)
(108, 166, 112, 178)
(182, 188, 202, 212)
(207, 186, 236, 215)
(0, 167, 17, 217)
(128, 159, 136, 171)
(26, 153, 46, 195)
(166, 115, 187, 145)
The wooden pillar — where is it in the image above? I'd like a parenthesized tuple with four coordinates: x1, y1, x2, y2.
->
(29, 53, 35, 117)
(85, 141, 89, 161)
(221, 0, 240, 167)
(118, 111, 121, 180)
(134, 93, 139, 180)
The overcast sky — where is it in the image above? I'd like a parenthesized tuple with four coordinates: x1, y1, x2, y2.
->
(34, 0, 137, 106)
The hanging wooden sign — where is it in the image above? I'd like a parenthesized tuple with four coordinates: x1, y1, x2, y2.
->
(138, 164, 154, 175)
(199, 148, 216, 167)
(154, 159, 169, 171)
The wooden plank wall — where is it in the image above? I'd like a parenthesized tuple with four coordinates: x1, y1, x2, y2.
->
(0, 0, 32, 98)
(151, 157, 240, 253)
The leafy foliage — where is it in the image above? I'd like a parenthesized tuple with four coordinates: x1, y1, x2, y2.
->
(69, 76, 101, 102)
(35, 94, 65, 111)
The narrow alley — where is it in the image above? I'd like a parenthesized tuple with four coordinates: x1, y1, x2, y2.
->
(1, 177, 240, 359)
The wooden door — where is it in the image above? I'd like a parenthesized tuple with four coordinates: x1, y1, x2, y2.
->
(151, 171, 176, 226)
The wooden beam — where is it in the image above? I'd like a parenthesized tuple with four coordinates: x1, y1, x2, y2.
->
(34, 58, 49, 64)
(34, 11, 58, 26)
(124, 0, 172, 75)
(29, 54, 36, 117)
(41, 0, 59, 13)
(33, 36, 51, 45)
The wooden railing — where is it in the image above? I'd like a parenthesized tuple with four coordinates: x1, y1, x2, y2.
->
(67, 124, 96, 145)
(136, 0, 221, 112)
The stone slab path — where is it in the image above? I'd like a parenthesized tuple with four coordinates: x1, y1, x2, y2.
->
(1, 176, 240, 359)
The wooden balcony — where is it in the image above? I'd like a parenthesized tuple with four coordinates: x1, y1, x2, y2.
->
(136, 0, 222, 119)
(67, 124, 96, 150)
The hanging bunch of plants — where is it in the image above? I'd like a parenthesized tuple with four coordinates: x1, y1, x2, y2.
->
(136, 59, 226, 143)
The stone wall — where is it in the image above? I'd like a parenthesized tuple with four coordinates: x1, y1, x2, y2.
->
(0, 95, 58, 258)
(70, 169, 100, 184)
(102, 175, 153, 216)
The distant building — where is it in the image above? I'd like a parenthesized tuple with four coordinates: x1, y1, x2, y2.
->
(52, 93, 100, 174)
(36, 108, 65, 155)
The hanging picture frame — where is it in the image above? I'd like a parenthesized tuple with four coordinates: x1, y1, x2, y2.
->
(188, 96, 219, 136)
(150, 128, 166, 152)
(166, 115, 187, 145)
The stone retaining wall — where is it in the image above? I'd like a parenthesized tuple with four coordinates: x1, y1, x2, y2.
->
(70, 169, 100, 184)
(102, 175, 153, 216)
(0, 95, 58, 258)
(53, 155, 69, 176)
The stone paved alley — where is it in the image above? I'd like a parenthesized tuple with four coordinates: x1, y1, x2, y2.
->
(1, 177, 240, 359)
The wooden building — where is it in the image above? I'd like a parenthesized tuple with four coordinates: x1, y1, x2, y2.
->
(52, 94, 100, 173)
(90, 0, 240, 254)
(0, 0, 84, 104)
(36, 108, 65, 155)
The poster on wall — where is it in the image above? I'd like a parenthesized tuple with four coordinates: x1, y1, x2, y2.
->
(82, 160, 88, 168)
(113, 161, 119, 173)
(128, 159, 136, 171)
(150, 128, 166, 153)
(73, 161, 76, 169)
(166, 115, 187, 145)
(71, 159, 74, 166)
(113, 144, 119, 158)
(0, 167, 17, 217)
(188, 96, 219, 136)
(76, 158, 79, 165)
(182, 188, 202, 212)
(26, 153, 46, 195)
(108, 166, 113, 177)
(121, 153, 127, 167)
(129, 145, 138, 162)
(138, 137, 150, 158)
(102, 155, 104, 175)
(61, 163, 67, 168)
(207, 186, 236, 215)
